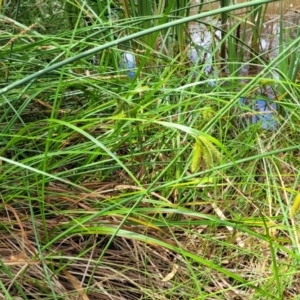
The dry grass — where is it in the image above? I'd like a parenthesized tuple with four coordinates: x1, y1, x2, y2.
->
(1, 165, 300, 300)
(1, 0, 300, 299)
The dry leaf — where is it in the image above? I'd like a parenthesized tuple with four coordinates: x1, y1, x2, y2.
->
(161, 264, 179, 282)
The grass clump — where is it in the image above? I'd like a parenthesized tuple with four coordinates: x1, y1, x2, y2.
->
(1, 0, 300, 299)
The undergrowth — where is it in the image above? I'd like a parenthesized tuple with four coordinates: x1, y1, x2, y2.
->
(0, 0, 300, 299)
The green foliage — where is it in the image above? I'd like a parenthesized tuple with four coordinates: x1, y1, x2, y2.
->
(1, 0, 300, 299)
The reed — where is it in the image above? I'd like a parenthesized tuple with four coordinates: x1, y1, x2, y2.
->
(1, 0, 300, 299)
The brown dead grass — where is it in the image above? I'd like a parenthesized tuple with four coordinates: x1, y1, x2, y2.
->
(1, 170, 300, 300)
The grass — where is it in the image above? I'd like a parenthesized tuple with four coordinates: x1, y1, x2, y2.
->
(1, 0, 300, 299)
